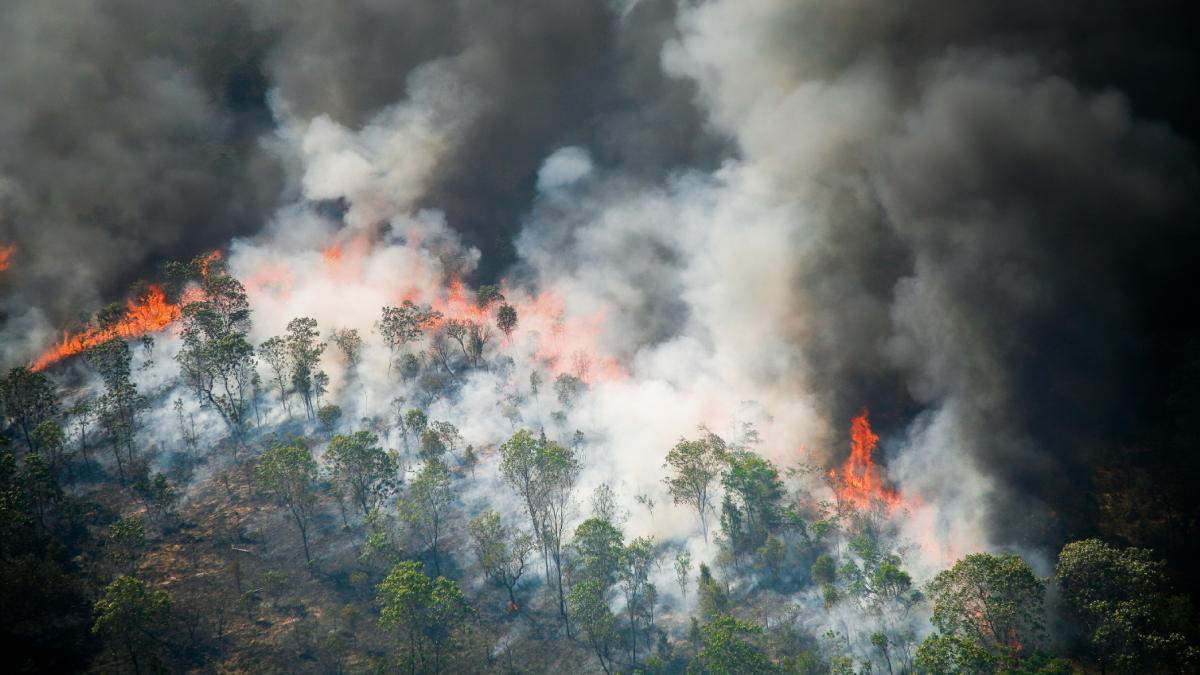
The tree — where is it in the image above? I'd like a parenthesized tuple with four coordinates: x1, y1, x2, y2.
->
(317, 403, 342, 438)
(377, 301, 440, 376)
(499, 429, 579, 630)
(922, 552, 1045, 670)
(663, 433, 726, 543)
(87, 338, 147, 483)
(325, 430, 396, 518)
(619, 536, 658, 664)
(176, 254, 256, 436)
(572, 517, 625, 591)
(469, 510, 536, 610)
(0, 366, 59, 451)
(399, 459, 454, 575)
(377, 560, 473, 675)
(30, 420, 67, 473)
(331, 327, 363, 369)
(256, 442, 320, 563)
(689, 615, 780, 674)
(403, 409, 428, 452)
(475, 284, 504, 309)
(568, 578, 621, 675)
(554, 373, 584, 409)
(696, 563, 729, 622)
(1056, 539, 1195, 673)
(92, 576, 171, 675)
(496, 303, 518, 340)
(720, 449, 786, 563)
(675, 548, 693, 600)
(258, 336, 292, 415)
(284, 317, 325, 419)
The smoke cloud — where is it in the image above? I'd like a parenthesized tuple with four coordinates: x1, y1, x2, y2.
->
(6, 0, 1200, 588)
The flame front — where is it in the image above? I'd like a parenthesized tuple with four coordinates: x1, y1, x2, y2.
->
(0, 243, 15, 271)
(31, 286, 185, 371)
(831, 409, 907, 511)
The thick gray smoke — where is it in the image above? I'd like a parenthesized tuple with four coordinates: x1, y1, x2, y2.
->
(6, 0, 1200, 578)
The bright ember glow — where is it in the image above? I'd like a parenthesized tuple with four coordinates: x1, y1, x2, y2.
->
(31, 285, 185, 371)
(830, 409, 908, 511)
(0, 243, 15, 271)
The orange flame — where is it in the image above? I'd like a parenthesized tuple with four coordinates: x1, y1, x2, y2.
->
(30, 251, 220, 371)
(0, 243, 15, 271)
(31, 286, 184, 371)
(831, 409, 907, 511)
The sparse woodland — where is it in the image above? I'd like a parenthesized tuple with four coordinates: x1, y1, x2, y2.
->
(1, 254, 1197, 674)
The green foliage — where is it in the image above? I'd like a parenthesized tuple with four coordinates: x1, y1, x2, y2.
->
(1056, 538, 1196, 672)
(176, 255, 256, 434)
(921, 552, 1045, 671)
(468, 510, 535, 609)
(377, 561, 473, 674)
(399, 458, 454, 575)
(663, 433, 726, 543)
(284, 317, 326, 419)
(256, 442, 319, 562)
(0, 366, 60, 451)
(572, 517, 625, 590)
(696, 563, 729, 623)
(317, 403, 342, 437)
(92, 576, 171, 673)
(688, 615, 780, 674)
(720, 449, 786, 561)
(568, 577, 621, 675)
(325, 430, 395, 517)
(496, 303, 518, 339)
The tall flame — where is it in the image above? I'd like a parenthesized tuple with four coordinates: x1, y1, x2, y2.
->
(0, 243, 15, 271)
(831, 409, 907, 511)
(31, 286, 184, 371)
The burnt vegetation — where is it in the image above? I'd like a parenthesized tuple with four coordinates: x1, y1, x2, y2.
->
(1, 255, 1198, 674)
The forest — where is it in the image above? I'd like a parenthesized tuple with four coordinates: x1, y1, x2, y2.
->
(1, 252, 1196, 674)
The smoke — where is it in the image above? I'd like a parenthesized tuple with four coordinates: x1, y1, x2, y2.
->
(6, 0, 1200, 614)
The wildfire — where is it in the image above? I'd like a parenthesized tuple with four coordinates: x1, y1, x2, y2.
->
(31, 285, 184, 371)
(0, 243, 15, 271)
(830, 409, 907, 511)
(30, 250, 220, 371)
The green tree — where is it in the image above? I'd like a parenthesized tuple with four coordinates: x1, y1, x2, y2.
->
(92, 576, 171, 675)
(284, 317, 325, 419)
(30, 420, 67, 473)
(377, 301, 440, 376)
(1056, 539, 1195, 673)
(689, 615, 779, 674)
(675, 548, 693, 600)
(175, 254, 256, 436)
(0, 366, 59, 451)
(331, 327, 363, 369)
(663, 433, 726, 543)
(317, 403, 342, 438)
(496, 303, 518, 340)
(399, 459, 454, 575)
(325, 430, 396, 518)
(377, 560, 473, 674)
(258, 335, 292, 415)
(87, 338, 147, 483)
(108, 516, 146, 574)
(921, 552, 1045, 670)
(720, 449, 785, 563)
(572, 517, 625, 591)
(569, 578, 621, 675)
(468, 510, 536, 610)
(256, 442, 319, 563)
(620, 536, 658, 664)
(696, 563, 729, 622)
